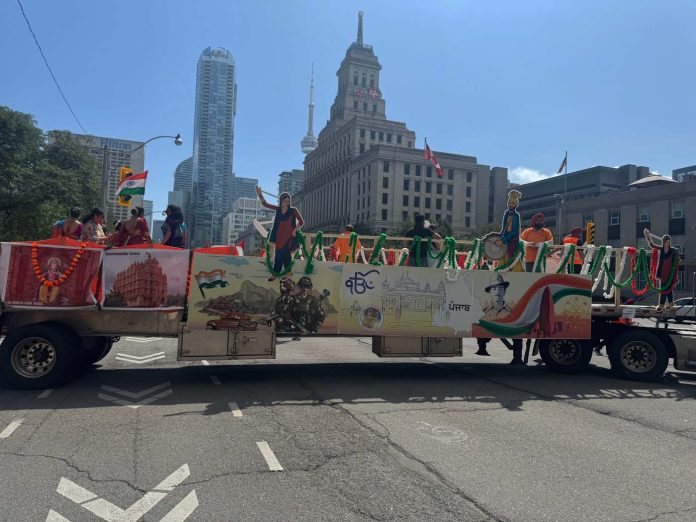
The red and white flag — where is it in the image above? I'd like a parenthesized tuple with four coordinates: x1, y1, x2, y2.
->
(424, 142, 444, 178)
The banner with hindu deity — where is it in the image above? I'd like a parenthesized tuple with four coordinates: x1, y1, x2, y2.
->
(101, 246, 190, 310)
(0, 239, 103, 309)
(185, 254, 592, 339)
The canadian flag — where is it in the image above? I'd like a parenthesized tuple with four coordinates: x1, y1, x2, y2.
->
(425, 142, 444, 178)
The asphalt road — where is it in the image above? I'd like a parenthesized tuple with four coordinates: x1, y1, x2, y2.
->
(2, 333, 696, 521)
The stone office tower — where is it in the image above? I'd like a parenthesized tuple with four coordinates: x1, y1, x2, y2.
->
(190, 47, 238, 246)
(301, 13, 507, 235)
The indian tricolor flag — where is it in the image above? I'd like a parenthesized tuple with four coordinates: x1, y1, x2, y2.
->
(115, 171, 148, 199)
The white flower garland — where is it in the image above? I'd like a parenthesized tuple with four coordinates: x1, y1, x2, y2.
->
(495, 242, 525, 272)
(603, 247, 628, 299)
(592, 246, 613, 293)
(357, 247, 369, 264)
(580, 244, 596, 275)
(464, 239, 481, 270)
(530, 241, 550, 273)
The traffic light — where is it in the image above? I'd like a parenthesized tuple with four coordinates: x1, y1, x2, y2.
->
(586, 221, 595, 245)
(117, 166, 134, 207)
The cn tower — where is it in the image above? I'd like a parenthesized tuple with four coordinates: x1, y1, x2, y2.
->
(300, 64, 318, 155)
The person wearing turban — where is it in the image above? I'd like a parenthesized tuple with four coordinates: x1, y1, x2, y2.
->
(562, 227, 584, 274)
(520, 213, 554, 272)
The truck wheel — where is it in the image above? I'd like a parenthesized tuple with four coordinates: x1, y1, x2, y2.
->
(80, 336, 115, 366)
(539, 339, 593, 374)
(608, 330, 668, 382)
(0, 323, 80, 390)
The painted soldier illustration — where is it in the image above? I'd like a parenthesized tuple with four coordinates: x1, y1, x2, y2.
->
(289, 277, 326, 334)
(273, 277, 297, 332)
(482, 274, 513, 318)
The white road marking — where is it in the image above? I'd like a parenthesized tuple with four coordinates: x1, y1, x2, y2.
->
(97, 382, 173, 409)
(201, 360, 210, 366)
(256, 441, 283, 471)
(115, 352, 166, 364)
(101, 382, 170, 399)
(228, 402, 243, 417)
(54, 464, 194, 522)
(210, 375, 221, 386)
(0, 418, 24, 439)
(159, 490, 199, 522)
(38, 389, 53, 399)
(124, 336, 162, 343)
(45, 510, 71, 522)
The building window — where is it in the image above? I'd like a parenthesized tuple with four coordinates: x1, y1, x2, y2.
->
(359, 143, 365, 153)
(426, 182, 432, 193)
(425, 197, 431, 208)
(465, 202, 471, 213)
(415, 180, 421, 191)
(403, 211, 409, 220)
(382, 209, 387, 220)
(397, 134, 402, 144)
(379, 132, 384, 141)
(403, 179, 409, 190)
(447, 169, 454, 181)
(382, 193, 388, 204)
(671, 201, 684, 219)
(363, 102, 367, 112)
(387, 133, 392, 143)
(447, 185, 453, 196)
(372, 104, 377, 113)
(436, 184, 442, 195)
(467, 171, 473, 182)
(407, 141, 413, 148)
(447, 200, 452, 211)
(414, 196, 420, 207)
(353, 73, 358, 86)
(609, 210, 620, 225)
(638, 206, 650, 223)
(382, 177, 389, 188)
(370, 74, 375, 88)
(370, 130, 375, 140)
(362, 73, 366, 87)
(465, 216, 470, 228)
(403, 195, 409, 206)
(447, 213, 453, 222)
(404, 163, 410, 175)
(415, 165, 421, 176)
(353, 101, 358, 110)
(367, 195, 370, 207)
(582, 213, 593, 226)
(426, 166, 432, 178)
(436, 199, 442, 210)
(383, 161, 390, 173)
(466, 187, 471, 198)
(360, 129, 365, 138)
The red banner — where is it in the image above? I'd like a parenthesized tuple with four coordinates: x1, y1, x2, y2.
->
(0, 240, 102, 309)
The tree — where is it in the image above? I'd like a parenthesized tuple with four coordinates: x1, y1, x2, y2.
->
(392, 217, 413, 237)
(433, 220, 453, 239)
(0, 106, 100, 241)
(464, 222, 500, 241)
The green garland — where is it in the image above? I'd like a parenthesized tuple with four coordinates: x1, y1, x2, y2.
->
(344, 231, 359, 263)
(369, 233, 388, 265)
(602, 248, 679, 291)
(587, 245, 607, 276)
(555, 244, 577, 274)
(647, 247, 680, 292)
(532, 242, 549, 273)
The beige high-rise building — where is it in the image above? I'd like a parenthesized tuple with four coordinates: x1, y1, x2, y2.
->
(300, 12, 508, 235)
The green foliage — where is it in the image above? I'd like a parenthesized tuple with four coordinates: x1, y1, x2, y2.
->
(433, 219, 453, 239)
(463, 222, 499, 240)
(351, 222, 374, 236)
(0, 106, 100, 241)
(392, 217, 413, 237)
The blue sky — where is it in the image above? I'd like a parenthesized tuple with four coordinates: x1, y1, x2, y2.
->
(2, 0, 695, 217)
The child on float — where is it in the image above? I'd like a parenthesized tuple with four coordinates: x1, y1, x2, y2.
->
(255, 186, 304, 281)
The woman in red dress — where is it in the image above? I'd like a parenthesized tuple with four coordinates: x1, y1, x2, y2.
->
(119, 207, 152, 246)
(256, 186, 304, 281)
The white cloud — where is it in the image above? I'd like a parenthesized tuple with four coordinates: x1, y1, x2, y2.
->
(508, 167, 551, 184)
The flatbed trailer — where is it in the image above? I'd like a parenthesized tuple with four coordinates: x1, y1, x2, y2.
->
(1, 302, 695, 389)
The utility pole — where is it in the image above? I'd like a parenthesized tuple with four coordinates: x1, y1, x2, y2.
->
(101, 145, 109, 221)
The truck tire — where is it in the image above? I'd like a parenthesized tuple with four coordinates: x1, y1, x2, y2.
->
(608, 330, 669, 382)
(0, 323, 81, 390)
(539, 339, 593, 374)
(80, 336, 115, 366)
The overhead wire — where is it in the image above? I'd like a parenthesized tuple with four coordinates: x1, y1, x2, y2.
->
(16, 0, 88, 134)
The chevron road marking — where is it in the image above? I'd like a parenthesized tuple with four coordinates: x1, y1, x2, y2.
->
(115, 352, 166, 364)
(123, 337, 162, 343)
(97, 382, 173, 409)
(48, 464, 197, 521)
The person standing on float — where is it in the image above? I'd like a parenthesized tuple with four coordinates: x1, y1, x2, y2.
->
(562, 227, 584, 274)
(644, 228, 679, 311)
(495, 190, 523, 272)
(256, 187, 304, 282)
(520, 213, 553, 272)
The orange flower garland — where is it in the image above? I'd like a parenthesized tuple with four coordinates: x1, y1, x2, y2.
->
(31, 242, 87, 287)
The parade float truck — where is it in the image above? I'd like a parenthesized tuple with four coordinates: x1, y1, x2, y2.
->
(0, 233, 695, 390)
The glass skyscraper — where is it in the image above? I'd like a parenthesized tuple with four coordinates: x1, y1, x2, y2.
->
(191, 47, 237, 246)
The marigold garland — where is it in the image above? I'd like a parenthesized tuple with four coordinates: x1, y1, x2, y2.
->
(31, 241, 86, 287)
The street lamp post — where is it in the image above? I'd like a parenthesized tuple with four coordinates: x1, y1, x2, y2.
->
(101, 134, 182, 222)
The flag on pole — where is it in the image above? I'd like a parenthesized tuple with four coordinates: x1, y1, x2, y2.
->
(115, 170, 148, 199)
(117, 166, 134, 207)
(424, 140, 444, 178)
(556, 153, 568, 175)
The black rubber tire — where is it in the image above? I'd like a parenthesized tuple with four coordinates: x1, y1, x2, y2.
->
(607, 330, 669, 382)
(80, 336, 114, 366)
(538, 339, 593, 374)
(0, 323, 81, 390)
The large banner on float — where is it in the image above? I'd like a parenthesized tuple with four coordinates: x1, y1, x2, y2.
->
(0, 241, 102, 309)
(186, 254, 592, 339)
(101, 247, 190, 310)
